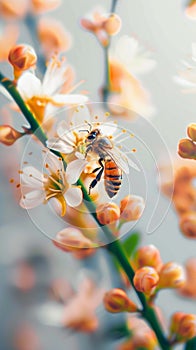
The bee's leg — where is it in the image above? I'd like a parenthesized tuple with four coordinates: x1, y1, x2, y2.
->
(85, 145, 93, 158)
(89, 159, 104, 194)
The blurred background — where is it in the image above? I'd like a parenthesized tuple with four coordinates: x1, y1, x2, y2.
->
(0, 1, 196, 349)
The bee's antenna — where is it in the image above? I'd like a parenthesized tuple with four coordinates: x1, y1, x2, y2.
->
(79, 122, 92, 133)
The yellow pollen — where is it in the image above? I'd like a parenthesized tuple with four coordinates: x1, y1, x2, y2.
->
(94, 115, 99, 120)
(122, 129, 126, 133)
(23, 161, 28, 164)
(10, 178, 14, 183)
(45, 163, 49, 168)
(132, 148, 137, 152)
(18, 170, 23, 174)
(16, 184, 20, 188)
(28, 152, 33, 155)
(105, 112, 110, 117)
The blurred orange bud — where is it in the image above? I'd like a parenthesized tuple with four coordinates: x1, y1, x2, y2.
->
(134, 245, 163, 272)
(31, 0, 61, 14)
(178, 258, 196, 298)
(170, 312, 196, 341)
(0, 125, 23, 146)
(53, 227, 95, 253)
(0, 0, 28, 19)
(133, 266, 159, 295)
(37, 18, 71, 58)
(179, 211, 196, 238)
(120, 195, 145, 221)
(9, 44, 37, 80)
(158, 262, 186, 289)
(187, 123, 196, 142)
(103, 14, 121, 36)
(96, 202, 120, 225)
(178, 138, 196, 159)
(103, 288, 137, 313)
(185, 0, 196, 20)
(0, 25, 19, 62)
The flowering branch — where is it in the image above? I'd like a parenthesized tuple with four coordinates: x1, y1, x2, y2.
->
(0, 71, 171, 350)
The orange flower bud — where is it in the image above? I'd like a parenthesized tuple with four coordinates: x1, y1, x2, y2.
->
(178, 314, 196, 340)
(37, 18, 71, 58)
(185, 0, 196, 20)
(103, 14, 121, 36)
(158, 262, 186, 289)
(96, 202, 120, 225)
(31, 0, 61, 14)
(170, 312, 196, 341)
(134, 245, 163, 271)
(179, 211, 196, 238)
(53, 227, 94, 253)
(178, 138, 196, 159)
(178, 258, 196, 298)
(120, 195, 145, 221)
(0, 125, 23, 146)
(187, 123, 196, 142)
(133, 267, 159, 295)
(8, 44, 37, 80)
(0, 0, 28, 19)
(103, 288, 137, 313)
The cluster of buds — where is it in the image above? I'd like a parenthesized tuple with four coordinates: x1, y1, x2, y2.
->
(170, 312, 196, 343)
(53, 227, 96, 259)
(80, 9, 121, 47)
(0, 125, 24, 146)
(103, 288, 137, 313)
(0, 0, 61, 19)
(178, 124, 196, 160)
(8, 44, 37, 80)
(184, 0, 196, 20)
(132, 245, 186, 297)
(96, 195, 145, 233)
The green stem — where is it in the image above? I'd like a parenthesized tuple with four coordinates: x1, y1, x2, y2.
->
(111, 0, 118, 13)
(0, 72, 171, 350)
(185, 337, 196, 350)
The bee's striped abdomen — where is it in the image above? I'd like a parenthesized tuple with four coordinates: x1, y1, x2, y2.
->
(104, 160, 122, 198)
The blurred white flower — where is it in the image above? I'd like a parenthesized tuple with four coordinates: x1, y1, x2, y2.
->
(174, 43, 196, 93)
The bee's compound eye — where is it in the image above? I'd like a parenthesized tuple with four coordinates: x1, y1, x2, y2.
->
(88, 131, 97, 140)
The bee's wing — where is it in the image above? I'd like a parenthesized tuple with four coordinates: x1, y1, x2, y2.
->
(105, 146, 140, 174)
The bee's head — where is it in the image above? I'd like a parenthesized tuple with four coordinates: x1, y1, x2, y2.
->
(86, 128, 100, 141)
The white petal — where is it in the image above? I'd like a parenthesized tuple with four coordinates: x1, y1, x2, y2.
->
(57, 121, 76, 146)
(42, 59, 69, 95)
(64, 187, 83, 207)
(71, 104, 92, 128)
(21, 166, 44, 187)
(43, 151, 63, 173)
(52, 94, 88, 105)
(20, 190, 45, 209)
(66, 159, 88, 184)
(99, 122, 117, 136)
(17, 73, 42, 99)
(47, 138, 74, 154)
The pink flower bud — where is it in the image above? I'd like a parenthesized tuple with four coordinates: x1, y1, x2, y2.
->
(104, 288, 137, 313)
(158, 262, 186, 289)
(185, 0, 196, 20)
(53, 227, 94, 253)
(133, 267, 159, 295)
(187, 123, 196, 142)
(8, 44, 37, 79)
(96, 202, 120, 225)
(134, 245, 163, 272)
(180, 211, 196, 238)
(120, 195, 145, 221)
(0, 125, 23, 146)
(178, 138, 196, 159)
(103, 14, 121, 36)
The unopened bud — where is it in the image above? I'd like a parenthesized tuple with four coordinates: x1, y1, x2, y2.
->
(185, 0, 196, 20)
(187, 123, 196, 141)
(170, 312, 196, 341)
(103, 14, 121, 36)
(134, 245, 163, 271)
(96, 202, 120, 225)
(133, 267, 159, 295)
(0, 0, 28, 19)
(0, 125, 23, 146)
(8, 44, 37, 80)
(120, 195, 145, 221)
(31, 0, 61, 14)
(178, 138, 196, 159)
(158, 262, 186, 289)
(179, 211, 196, 238)
(104, 288, 137, 313)
(53, 227, 94, 252)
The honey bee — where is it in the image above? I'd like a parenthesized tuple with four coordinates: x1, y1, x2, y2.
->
(83, 126, 139, 198)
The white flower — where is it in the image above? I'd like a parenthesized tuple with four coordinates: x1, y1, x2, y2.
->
(110, 35, 156, 76)
(20, 150, 83, 216)
(0, 55, 88, 125)
(174, 43, 196, 93)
